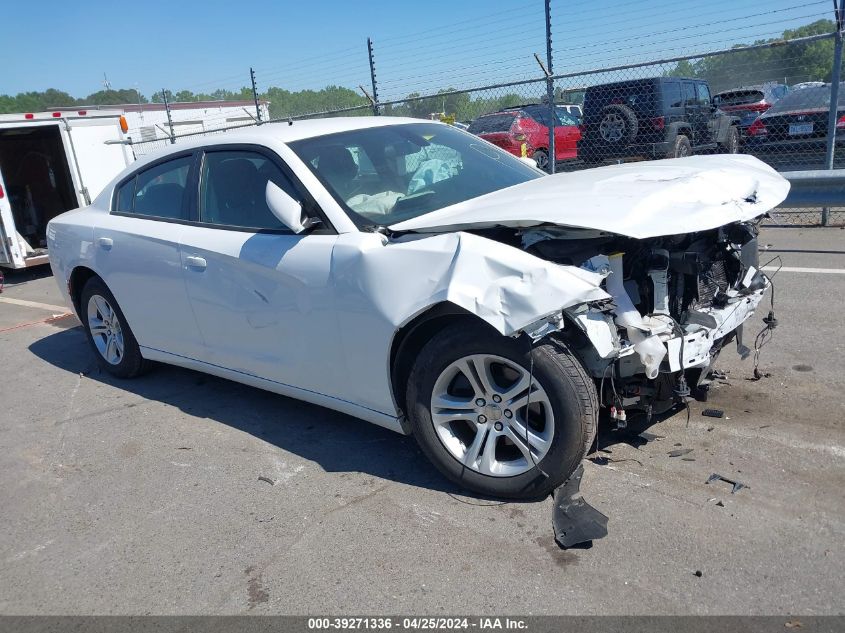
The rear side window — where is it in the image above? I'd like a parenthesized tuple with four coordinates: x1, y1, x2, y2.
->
(114, 155, 193, 220)
(199, 150, 299, 231)
(468, 113, 516, 134)
(663, 82, 683, 108)
(524, 106, 553, 127)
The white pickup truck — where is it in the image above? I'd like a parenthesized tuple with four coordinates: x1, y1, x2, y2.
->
(0, 109, 132, 269)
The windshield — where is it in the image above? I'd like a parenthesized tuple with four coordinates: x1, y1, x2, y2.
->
(288, 122, 542, 228)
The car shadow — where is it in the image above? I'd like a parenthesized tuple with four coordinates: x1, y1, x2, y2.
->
(28, 324, 477, 498)
(588, 405, 687, 464)
(1, 264, 53, 288)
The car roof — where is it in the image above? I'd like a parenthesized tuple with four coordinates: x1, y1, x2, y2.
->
(125, 116, 434, 169)
(584, 77, 701, 92)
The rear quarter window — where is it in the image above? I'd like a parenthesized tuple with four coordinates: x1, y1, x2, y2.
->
(114, 179, 135, 212)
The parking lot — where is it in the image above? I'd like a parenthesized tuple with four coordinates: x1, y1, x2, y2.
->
(0, 226, 843, 615)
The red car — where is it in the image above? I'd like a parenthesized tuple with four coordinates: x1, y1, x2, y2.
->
(467, 104, 581, 171)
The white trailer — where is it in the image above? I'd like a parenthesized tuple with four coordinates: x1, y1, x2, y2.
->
(0, 110, 132, 269)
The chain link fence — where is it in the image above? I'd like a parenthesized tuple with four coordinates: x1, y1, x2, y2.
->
(125, 3, 845, 226)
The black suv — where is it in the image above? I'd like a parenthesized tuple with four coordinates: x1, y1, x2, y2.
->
(577, 77, 740, 163)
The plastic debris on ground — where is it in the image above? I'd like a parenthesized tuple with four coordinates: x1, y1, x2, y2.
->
(552, 464, 608, 549)
(706, 472, 747, 494)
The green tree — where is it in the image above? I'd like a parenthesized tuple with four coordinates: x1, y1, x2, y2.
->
(664, 19, 840, 91)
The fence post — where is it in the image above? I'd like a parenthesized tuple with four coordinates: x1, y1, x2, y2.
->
(824, 0, 844, 172)
(367, 37, 380, 116)
(162, 89, 175, 144)
(544, 0, 556, 173)
(250, 67, 263, 124)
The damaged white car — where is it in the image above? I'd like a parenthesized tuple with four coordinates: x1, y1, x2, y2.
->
(47, 118, 789, 499)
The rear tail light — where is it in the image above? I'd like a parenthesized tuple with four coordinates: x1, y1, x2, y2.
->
(0, 184, 4, 199)
(52, 112, 61, 118)
(836, 115, 845, 129)
(650, 116, 665, 130)
(747, 118, 768, 136)
(24, 113, 34, 119)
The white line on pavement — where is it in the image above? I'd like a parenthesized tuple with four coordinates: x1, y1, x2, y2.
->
(0, 296, 71, 313)
(762, 266, 845, 275)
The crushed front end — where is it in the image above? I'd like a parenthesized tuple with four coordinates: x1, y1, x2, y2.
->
(520, 220, 772, 417)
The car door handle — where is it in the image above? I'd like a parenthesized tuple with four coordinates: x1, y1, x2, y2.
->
(97, 237, 113, 250)
(185, 255, 207, 271)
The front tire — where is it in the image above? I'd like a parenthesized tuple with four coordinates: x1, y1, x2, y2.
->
(80, 277, 148, 378)
(406, 324, 597, 500)
(667, 134, 691, 158)
(720, 126, 740, 154)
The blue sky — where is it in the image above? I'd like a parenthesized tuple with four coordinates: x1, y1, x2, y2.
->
(3, 0, 834, 100)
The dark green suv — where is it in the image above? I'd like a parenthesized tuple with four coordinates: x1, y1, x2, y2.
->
(577, 77, 740, 163)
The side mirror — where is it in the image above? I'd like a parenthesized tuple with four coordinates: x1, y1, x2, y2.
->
(265, 181, 319, 234)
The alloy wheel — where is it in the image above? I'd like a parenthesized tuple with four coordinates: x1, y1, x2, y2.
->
(430, 354, 555, 477)
(87, 294, 125, 365)
(599, 113, 625, 142)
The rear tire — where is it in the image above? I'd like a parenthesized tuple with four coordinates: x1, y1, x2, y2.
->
(406, 324, 597, 500)
(667, 134, 692, 158)
(80, 277, 148, 378)
(533, 149, 550, 172)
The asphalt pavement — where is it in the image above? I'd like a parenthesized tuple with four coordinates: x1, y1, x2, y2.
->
(0, 227, 843, 615)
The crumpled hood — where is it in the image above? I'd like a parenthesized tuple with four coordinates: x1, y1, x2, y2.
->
(389, 154, 790, 239)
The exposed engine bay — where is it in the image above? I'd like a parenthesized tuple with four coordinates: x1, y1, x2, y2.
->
(470, 219, 772, 418)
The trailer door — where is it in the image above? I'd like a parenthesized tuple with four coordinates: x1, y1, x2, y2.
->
(0, 166, 14, 265)
(65, 117, 132, 203)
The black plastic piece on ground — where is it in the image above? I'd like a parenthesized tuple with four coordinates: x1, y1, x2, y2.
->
(552, 464, 608, 549)
(702, 408, 725, 418)
(706, 472, 747, 494)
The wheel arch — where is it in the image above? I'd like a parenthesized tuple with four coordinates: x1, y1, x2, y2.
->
(68, 266, 101, 319)
(389, 302, 498, 417)
(666, 121, 691, 140)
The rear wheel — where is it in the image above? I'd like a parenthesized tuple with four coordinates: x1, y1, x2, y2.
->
(81, 277, 148, 378)
(533, 149, 550, 172)
(406, 324, 597, 500)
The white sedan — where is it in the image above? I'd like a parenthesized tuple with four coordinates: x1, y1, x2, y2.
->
(47, 117, 788, 499)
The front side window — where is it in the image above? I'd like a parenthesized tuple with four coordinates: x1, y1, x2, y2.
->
(199, 150, 299, 230)
(115, 155, 192, 220)
(289, 123, 541, 227)
(683, 83, 697, 106)
(696, 83, 711, 106)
